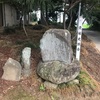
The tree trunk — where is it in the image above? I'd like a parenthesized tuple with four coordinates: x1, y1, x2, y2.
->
(23, 15, 28, 37)
(63, 12, 66, 29)
(19, 16, 22, 28)
(24, 0, 27, 25)
(68, 10, 73, 30)
(45, 1, 48, 24)
(40, 2, 47, 26)
(22, 0, 28, 37)
(63, 2, 66, 29)
(71, 13, 77, 28)
(28, 13, 30, 24)
(66, 12, 77, 29)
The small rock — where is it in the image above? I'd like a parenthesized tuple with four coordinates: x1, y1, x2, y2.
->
(2, 58, 22, 81)
(69, 79, 79, 85)
(37, 77, 43, 83)
(44, 81, 58, 89)
(0, 94, 3, 100)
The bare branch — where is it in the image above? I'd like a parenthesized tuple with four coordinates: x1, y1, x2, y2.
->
(67, 0, 81, 12)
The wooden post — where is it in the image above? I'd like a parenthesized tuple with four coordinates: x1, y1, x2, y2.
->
(76, 3, 83, 61)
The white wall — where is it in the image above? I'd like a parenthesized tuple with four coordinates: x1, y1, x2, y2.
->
(4, 4, 18, 26)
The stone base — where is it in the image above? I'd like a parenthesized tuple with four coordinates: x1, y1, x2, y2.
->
(44, 81, 58, 89)
(22, 68, 32, 77)
(37, 60, 80, 84)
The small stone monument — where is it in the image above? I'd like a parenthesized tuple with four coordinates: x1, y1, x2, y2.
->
(37, 29, 80, 84)
(22, 47, 31, 77)
(2, 58, 22, 81)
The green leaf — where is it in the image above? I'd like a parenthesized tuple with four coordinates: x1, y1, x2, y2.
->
(39, 84, 45, 91)
(51, 95, 55, 100)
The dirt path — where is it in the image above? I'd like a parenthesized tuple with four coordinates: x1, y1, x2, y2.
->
(83, 30, 100, 51)
(81, 34, 100, 82)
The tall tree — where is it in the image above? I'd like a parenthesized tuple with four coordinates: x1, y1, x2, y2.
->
(64, 0, 80, 30)
(0, 0, 35, 36)
(81, 0, 100, 27)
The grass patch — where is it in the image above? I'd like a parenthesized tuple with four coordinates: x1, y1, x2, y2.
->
(23, 41, 40, 49)
(58, 81, 77, 89)
(3, 86, 34, 100)
(15, 40, 24, 45)
(15, 40, 40, 49)
(76, 70, 97, 89)
(39, 84, 45, 91)
(3, 26, 16, 34)
(58, 68, 97, 90)
(82, 24, 92, 29)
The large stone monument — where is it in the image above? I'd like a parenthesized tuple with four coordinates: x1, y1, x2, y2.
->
(37, 29, 80, 84)
(40, 29, 73, 64)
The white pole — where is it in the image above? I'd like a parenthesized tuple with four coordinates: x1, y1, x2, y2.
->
(76, 3, 81, 33)
(76, 2, 83, 61)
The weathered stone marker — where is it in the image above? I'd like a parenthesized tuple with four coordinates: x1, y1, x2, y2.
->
(22, 47, 31, 77)
(2, 58, 22, 81)
(37, 29, 80, 84)
(40, 29, 73, 64)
